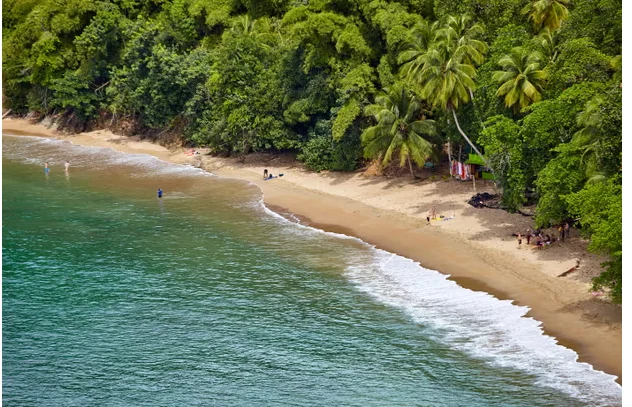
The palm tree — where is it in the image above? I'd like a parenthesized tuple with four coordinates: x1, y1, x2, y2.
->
(398, 20, 439, 78)
(521, 0, 570, 33)
(570, 96, 606, 183)
(492, 47, 547, 114)
(361, 83, 440, 178)
(534, 27, 560, 65)
(230, 15, 275, 43)
(438, 14, 488, 66)
(399, 14, 488, 165)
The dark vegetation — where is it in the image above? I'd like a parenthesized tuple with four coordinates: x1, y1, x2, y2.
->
(2, 0, 622, 302)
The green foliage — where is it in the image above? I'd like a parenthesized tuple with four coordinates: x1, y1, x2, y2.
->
(49, 71, 101, 120)
(566, 176, 622, 303)
(547, 38, 613, 97)
(534, 153, 586, 226)
(433, 0, 526, 36)
(478, 115, 525, 209)
(332, 98, 361, 141)
(460, 24, 531, 141)
(519, 82, 605, 184)
(185, 31, 299, 152)
(108, 25, 212, 129)
(297, 120, 362, 172)
(558, 0, 621, 56)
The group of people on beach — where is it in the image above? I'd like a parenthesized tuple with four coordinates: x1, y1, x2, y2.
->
(44, 161, 70, 173)
(516, 223, 571, 249)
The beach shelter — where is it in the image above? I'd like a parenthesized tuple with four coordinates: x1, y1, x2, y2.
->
(464, 153, 494, 180)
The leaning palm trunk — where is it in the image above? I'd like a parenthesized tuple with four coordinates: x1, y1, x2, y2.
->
(407, 155, 417, 178)
(450, 107, 489, 169)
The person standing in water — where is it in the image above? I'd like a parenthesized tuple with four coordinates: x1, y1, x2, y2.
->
(44, 162, 50, 173)
(157, 188, 163, 198)
(65, 161, 70, 171)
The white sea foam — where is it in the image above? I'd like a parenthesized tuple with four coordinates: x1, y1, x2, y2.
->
(254, 196, 621, 405)
(3, 134, 214, 178)
(345, 251, 622, 406)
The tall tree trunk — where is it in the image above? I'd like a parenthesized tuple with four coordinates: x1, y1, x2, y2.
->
(450, 107, 489, 169)
(447, 140, 452, 163)
(407, 154, 417, 179)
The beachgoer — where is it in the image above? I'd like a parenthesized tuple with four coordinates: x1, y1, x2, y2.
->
(44, 162, 50, 173)
(517, 233, 522, 249)
(65, 161, 70, 171)
(526, 229, 531, 245)
(263, 169, 269, 179)
(426, 213, 431, 225)
(565, 222, 571, 239)
(157, 188, 163, 198)
(431, 205, 437, 219)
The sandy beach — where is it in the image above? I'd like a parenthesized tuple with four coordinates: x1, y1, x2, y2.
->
(2, 117, 622, 383)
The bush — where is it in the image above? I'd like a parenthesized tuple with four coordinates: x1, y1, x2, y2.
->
(297, 120, 362, 171)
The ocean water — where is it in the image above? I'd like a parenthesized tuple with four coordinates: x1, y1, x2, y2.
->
(2, 134, 622, 406)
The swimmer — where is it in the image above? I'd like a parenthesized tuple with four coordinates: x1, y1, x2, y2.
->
(157, 188, 163, 198)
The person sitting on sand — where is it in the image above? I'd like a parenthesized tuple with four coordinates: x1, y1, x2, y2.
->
(263, 169, 269, 179)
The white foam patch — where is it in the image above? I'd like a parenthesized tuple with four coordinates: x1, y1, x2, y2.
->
(345, 251, 622, 405)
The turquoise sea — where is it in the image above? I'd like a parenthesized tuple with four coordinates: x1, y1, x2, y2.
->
(2, 134, 622, 406)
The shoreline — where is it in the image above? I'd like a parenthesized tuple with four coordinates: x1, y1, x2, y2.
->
(2, 118, 622, 384)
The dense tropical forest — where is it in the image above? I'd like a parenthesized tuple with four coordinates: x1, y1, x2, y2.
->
(2, 0, 622, 301)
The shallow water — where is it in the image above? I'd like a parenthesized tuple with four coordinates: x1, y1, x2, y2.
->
(2, 135, 622, 406)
